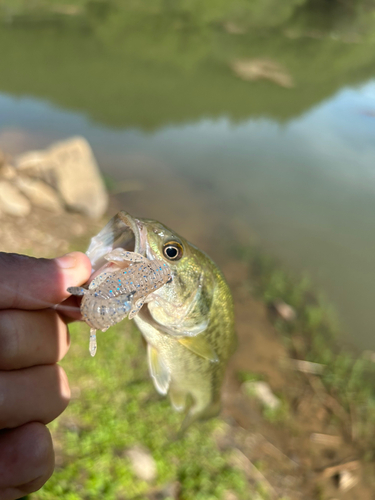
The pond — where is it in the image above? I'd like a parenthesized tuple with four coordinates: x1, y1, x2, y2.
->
(1, 0, 375, 349)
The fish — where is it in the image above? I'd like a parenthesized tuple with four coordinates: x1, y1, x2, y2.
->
(85, 211, 236, 430)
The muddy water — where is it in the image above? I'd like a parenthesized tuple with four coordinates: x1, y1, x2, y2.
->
(1, 5, 375, 349)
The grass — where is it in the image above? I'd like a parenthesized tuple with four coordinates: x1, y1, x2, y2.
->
(238, 246, 375, 457)
(26, 239, 375, 498)
(32, 320, 251, 500)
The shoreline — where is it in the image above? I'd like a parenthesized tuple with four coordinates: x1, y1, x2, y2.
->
(1, 177, 374, 498)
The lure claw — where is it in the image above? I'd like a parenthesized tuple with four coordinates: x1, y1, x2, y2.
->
(89, 329, 97, 357)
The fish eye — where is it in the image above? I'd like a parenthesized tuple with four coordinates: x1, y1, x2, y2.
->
(163, 241, 183, 261)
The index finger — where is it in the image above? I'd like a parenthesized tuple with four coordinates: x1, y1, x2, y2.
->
(0, 252, 92, 310)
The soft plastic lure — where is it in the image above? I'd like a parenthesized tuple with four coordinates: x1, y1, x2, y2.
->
(67, 248, 172, 356)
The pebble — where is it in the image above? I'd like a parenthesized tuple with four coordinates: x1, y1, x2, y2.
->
(125, 445, 157, 482)
(338, 470, 358, 492)
(273, 299, 297, 321)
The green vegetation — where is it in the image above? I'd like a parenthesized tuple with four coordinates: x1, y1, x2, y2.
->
(0, 0, 374, 130)
(243, 247, 375, 456)
(34, 321, 250, 500)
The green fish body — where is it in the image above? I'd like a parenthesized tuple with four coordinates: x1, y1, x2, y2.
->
(86, 211, 236, 429)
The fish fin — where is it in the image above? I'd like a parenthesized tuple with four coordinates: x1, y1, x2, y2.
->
(177, 335, 219, 363)
(169, 387, 187, 412)
(104, 248, 145, 264)
(147, 344, 170, 395)
(128, 298, 145, 320)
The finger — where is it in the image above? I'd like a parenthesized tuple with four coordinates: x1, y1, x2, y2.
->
(0, 364, 70, 429)
(0, 309, 70, 370)
(0, 422, 54, 500)
(0, 251, 92, 310)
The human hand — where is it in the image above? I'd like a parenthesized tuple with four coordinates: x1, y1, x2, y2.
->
(0, 252, 91, 500)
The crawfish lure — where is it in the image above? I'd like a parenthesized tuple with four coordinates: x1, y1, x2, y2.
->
(68, 249, 172, 356)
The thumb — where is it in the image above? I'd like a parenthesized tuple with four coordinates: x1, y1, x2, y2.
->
(0, 252, 92, 310)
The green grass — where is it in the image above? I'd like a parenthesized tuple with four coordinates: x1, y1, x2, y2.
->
(33, 320, 251, 500)
(239, 246, 375, 455)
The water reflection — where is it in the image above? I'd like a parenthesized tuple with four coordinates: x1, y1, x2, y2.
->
(1, 79, 375, 348)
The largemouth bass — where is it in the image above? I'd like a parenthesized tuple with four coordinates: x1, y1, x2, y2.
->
(86, 211, 236, 430)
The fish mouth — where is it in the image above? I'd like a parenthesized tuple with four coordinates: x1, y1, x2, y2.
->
(86, 211, 146, 271)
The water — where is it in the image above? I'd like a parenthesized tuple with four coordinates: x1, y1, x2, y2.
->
(1, 2, 375, 348)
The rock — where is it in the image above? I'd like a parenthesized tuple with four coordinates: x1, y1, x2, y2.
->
(231, 59, 294, 88)
(15, 176, 63, 212)
(15, 137, 108, 218)
(125, 445, 157, 482)
(0, 164, 17, 180)
(272, 299, 297, 321)
(243, 381, 280, 410)
(289, 358, 324, 374)
(322, 460, 360, 484)
(15, 151, 57, 189)
(338, 470, 358, 492)
(0, 181, 31, 216)
(310, 433, 342, 446)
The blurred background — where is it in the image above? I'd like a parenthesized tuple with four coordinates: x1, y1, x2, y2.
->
(1, 1, 375, 499)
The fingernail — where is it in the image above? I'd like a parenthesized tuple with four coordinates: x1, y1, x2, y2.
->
(55, 253, 77, 270)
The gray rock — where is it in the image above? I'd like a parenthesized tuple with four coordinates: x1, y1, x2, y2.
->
(15, 176, 63, 212)
(15, 137, 108, 219)
(125, 445, 157, 482)
(0, 181, 31, 216)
